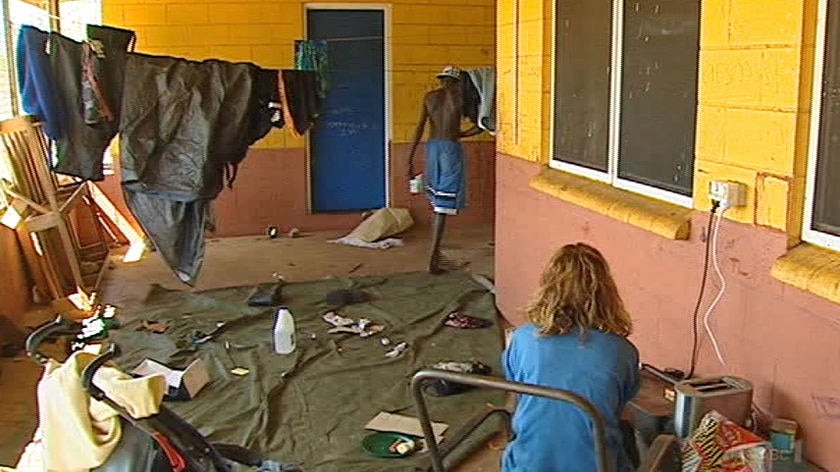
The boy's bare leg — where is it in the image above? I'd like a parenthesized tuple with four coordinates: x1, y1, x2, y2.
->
(428, 213, 447, 274)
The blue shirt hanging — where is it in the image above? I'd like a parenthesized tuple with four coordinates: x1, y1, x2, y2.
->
(17, 25, 66, 140)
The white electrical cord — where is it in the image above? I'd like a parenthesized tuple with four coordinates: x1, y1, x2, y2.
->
(703, 205, 729, 366)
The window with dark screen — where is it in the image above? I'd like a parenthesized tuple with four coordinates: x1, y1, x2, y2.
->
(552, 0, 700, 205)
(553, 0, 611, 172)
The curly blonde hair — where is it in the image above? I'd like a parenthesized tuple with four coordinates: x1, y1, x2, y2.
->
(525, 243, 632, 337)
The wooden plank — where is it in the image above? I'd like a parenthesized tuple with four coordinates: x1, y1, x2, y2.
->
(23, 213, 61, 232)
(14, 225, 54, 301)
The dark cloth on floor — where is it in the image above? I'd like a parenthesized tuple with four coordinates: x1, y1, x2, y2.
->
(49, 30, 133, 181)
(280, 70, 321, 135)
(120, 53, 277, 285)
(16, 26, 65, 140)
(460, 70, 480, 127)
(294, 40, 329, 98)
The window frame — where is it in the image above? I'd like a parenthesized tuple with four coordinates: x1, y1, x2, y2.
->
(548, 0, 695, 209)
(804, 0, 840, 252)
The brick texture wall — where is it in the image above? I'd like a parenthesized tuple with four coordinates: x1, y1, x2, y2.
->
(102, 0, 496, 149)
(694, 0, 816, 233)
(497, 0, 819, 233)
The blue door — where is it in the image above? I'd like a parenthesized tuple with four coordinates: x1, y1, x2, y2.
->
(308, 9, 386, 212)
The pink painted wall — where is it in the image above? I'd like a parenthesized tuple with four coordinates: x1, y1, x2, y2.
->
(495, 154, 840, 471)
(95, 141, 495, 239)
(0, 228, 30, 324)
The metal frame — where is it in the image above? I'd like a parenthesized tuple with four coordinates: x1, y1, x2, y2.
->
(548, 0, 694, 209)
(411, 369, 609, 472)
(303, 3, 392, 211)
(803, 0, 840, 252)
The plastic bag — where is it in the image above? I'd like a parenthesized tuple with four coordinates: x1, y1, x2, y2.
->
(682, 410, 771, 472)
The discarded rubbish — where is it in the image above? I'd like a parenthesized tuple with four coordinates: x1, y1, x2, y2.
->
(348, 263, 364, 274)
(385, 342, 408, 359)
(380, 337, 391, 346)
(329, 208, 413, 249)
(323, 311, 355, 327)
(359, 325, 385, 338)
(288, 228, 300, 238)
(327, 324, 384, 337)
(423, 361, 493, 397)
(470, 273, 496, 294)
(139, 320, 170, 334)
(132, 358, 210, 400)
(224, 341, 248, 376)
(267, 226, 279, 239)
(192, 321, 227, 344)
(444, 312, 492, 329)
(274, 307, 296, 355)
(328, 236, 404, 250)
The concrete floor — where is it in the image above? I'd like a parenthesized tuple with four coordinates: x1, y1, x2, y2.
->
(0, 224, 503, 470)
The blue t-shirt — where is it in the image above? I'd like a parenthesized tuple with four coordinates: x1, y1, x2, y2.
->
(502, 324, 640, 472)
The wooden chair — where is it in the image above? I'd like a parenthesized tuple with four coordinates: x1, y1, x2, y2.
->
(0, 115, 108, 307)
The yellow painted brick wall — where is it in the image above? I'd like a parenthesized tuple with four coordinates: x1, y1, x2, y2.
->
(102, 0, 495, 149)
(497, 0, 820, 238)
(496, 0, 546, 162)
(694, 0, 817, 234)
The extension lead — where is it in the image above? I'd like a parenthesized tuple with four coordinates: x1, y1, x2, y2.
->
(704, 203, 730, 366)
(686, 200, 721, 379)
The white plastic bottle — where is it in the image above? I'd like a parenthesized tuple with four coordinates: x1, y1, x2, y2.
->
(273, 306, 296, 354)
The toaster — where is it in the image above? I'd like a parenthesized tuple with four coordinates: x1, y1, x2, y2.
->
(673, 375, 753, 438)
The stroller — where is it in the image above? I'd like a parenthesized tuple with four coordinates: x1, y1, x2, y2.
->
(25, 316, 301, 472)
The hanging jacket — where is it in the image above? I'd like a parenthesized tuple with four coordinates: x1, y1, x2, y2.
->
(460, 70, 480, 126)
(279, 70, 321, 136)
(119, 53, 278, 285)
(466, 67, 496, 134)
(80, 25, 135, 126)
(49, 28, 134, 181)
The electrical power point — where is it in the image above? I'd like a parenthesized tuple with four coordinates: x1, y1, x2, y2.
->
(708, 180, 747, 208)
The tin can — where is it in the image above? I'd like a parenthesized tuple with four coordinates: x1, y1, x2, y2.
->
(409, 174, 424, 194)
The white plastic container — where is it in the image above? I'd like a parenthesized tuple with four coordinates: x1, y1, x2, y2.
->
(273, 306, 296, 354)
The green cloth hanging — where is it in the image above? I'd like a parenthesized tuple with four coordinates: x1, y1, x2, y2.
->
(295, 40, 329, 98)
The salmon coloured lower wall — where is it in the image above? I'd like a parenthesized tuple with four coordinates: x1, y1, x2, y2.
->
(95, 141, 496, 238)
(0, 228, 30, 324)
(495, 153, 840, 471)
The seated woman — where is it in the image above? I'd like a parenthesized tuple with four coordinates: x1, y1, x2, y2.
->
(502, 243, 640, 472)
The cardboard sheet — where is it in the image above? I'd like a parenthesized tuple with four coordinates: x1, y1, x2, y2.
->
(365, 412, 449, 443)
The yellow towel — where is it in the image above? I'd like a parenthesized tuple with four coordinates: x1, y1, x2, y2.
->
(33, 351, 167, 472)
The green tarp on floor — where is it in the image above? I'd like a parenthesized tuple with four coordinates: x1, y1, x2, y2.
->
(112, 271, 506, 471)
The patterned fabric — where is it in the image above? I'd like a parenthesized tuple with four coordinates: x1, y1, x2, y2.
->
(294, 40, 329, 98)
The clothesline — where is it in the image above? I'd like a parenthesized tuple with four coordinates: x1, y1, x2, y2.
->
(3, 21, 481, 44)
(4, 21, 490, 75)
